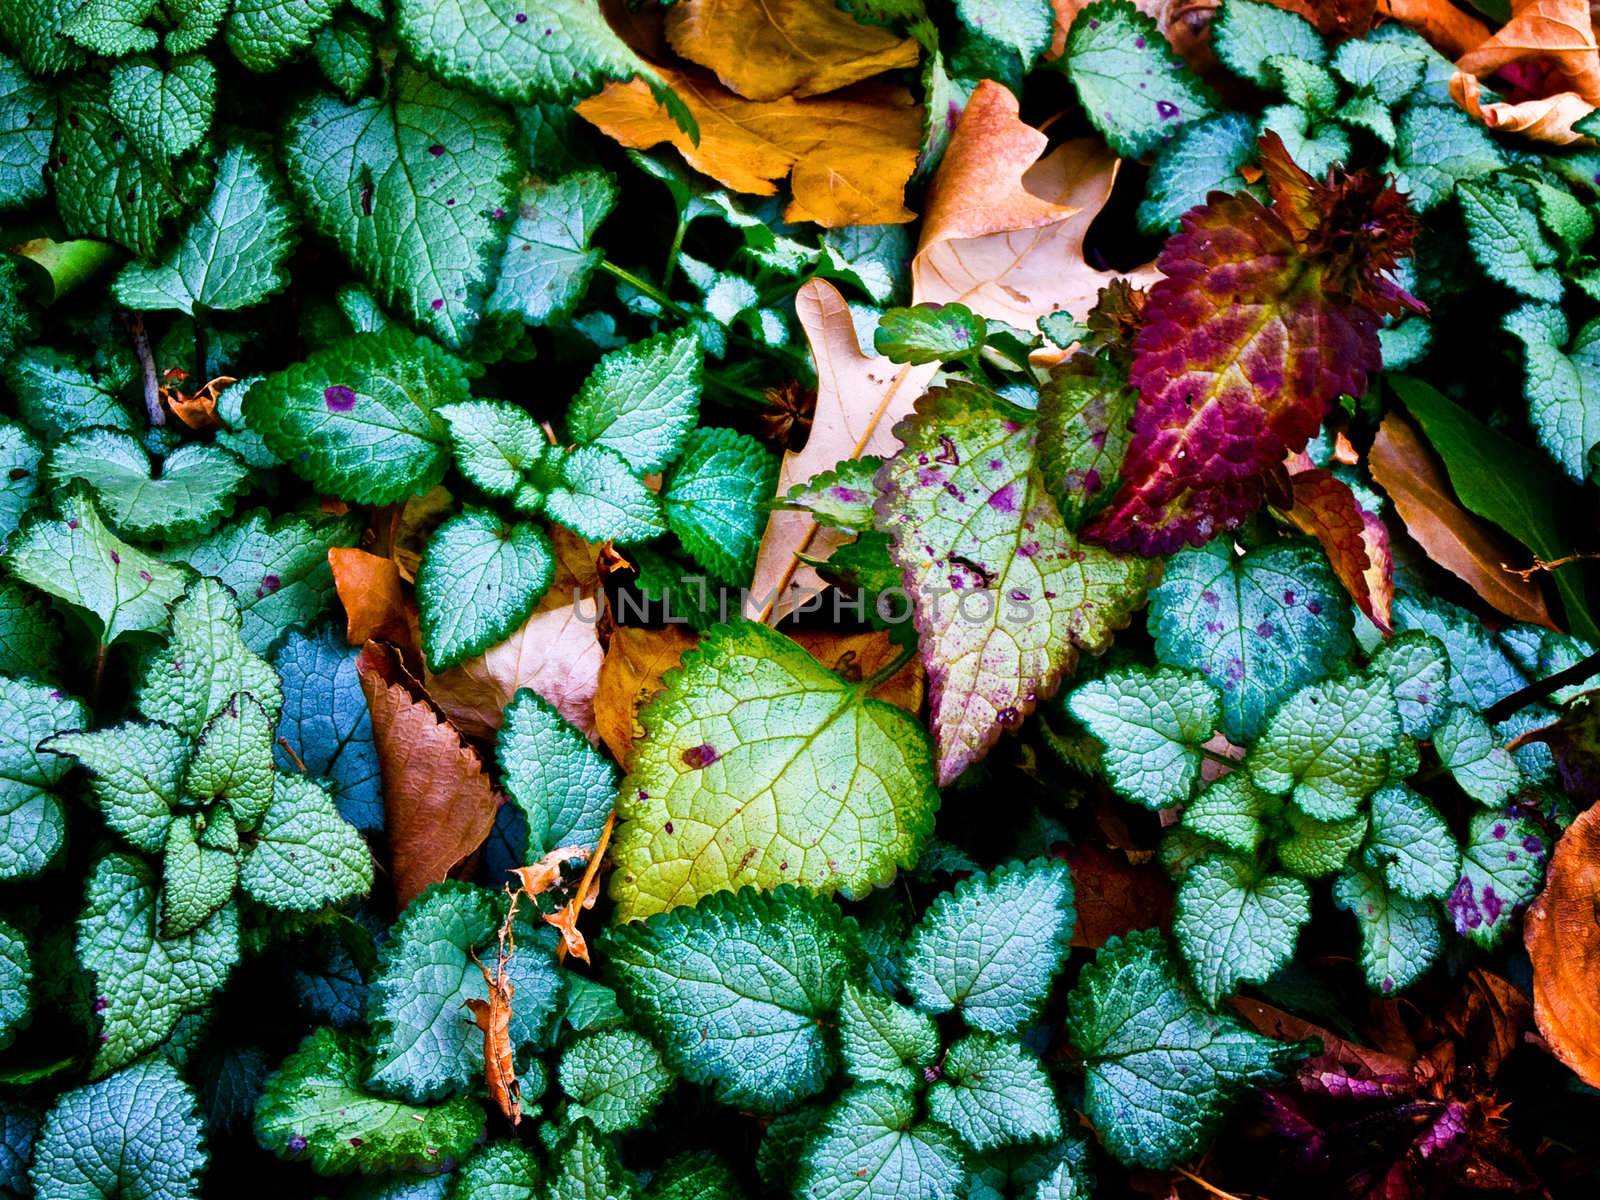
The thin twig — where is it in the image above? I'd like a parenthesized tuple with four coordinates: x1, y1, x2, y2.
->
(1173, 1165, 1253, 1200)
(275, 737, 308, 773)
(1484, 647, 1600, 724)
(1502, 552, 1600, 582)
(120, 311, 164, 427)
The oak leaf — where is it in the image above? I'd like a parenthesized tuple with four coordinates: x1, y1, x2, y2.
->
(1525, 801, 1600, 1087)
(1455, 0, 1600, 105)
(747, 279, 936, 623)
(912, 81, 1158, 327)
(357, 642, 498, 909)
(1451, 70, 1597, 144)
(665, 0, 920, 101)
(575, 67, 921, 227)
(1368, 412, 1555, 628)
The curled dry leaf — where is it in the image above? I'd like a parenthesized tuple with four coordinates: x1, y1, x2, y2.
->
(387, 486, 455, 583)
(511, 846, 592, 898)
(546, 812, 615, 965)
(1281, 465, 1394, 632)
(1451, 71, 1597, 144)
(330, 546, 416, 651)
(575, 67, 922, 227)
(747, 279, 937, 623)
(356, 642, 499, 909)
(1525, 801, 1600, 1088)
(912, 81, 1159, 329)
(1369, 412, 1555, 628)
(1455, 0, 1600, 103)
(594, 624, 699, 763)
(665, 0, 920, 101)
(465, 893, 521, 1125)
(1442, 967, 1533, 1081)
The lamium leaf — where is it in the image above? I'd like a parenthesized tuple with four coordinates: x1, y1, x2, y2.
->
(1434, 706, 1522, 806)
(0, 919, 29, 1050)
(1139, 112, 1260, 235)
(1504, 303, 1600, 482)
(1037, 355, 1137, 529)
(489, 170, 619, 328)
(1149, 538, 1354, 742)
(1364, 784, 1458, 900)
(77, 852, 239, 1076)
(437, 400, 552, 509)
(1247, 675, 1401, 820)
(1182, 772, 1274, 856)
(160, 812, 237, 936)
(604, 886, 855, 1112)
(796, 1086, 967, 1200)
(644, 1152, 742, 1200)
(926, 1034, 1061, 1152)
(1388, 102, 1504, 213)
(1068, 668, 1220, 809)
(283, 69, 518, 348)
(366, 882, 561, 1102)
(545, 1120, 637, 1200)
(114, 142, 296, 314)
(662, 427, 777, 584)
(255, 1027, 486, 1175)
(902, 859, 1074, 1035)
(566, 329, 703, 475)
(543, 445, 666, 544)
(0, 422, 40, 551)
(453, 1142, 541, 1200)
(1366, 630, 1451, 738)
(873, 303, 987, 365)
(1332, 863, 1439, 993)
(1277, 805, 1367, 878)
(107, 54, 214, 164)
(240, 775, 372, 912)
(43, 720, 187, 854)
(1213, 0, 1325, 86)
(838, 981, 939, 1090)
(0, 677, 85, 880)
(0, 51, 53, 209)
(30, 1062, 205, 1200)
(496, 688, 615, 860)
(877, 384, 1152, 784)
(243, 329, 466, 504)
(558, 1029, 673, 1134)
(610, 621, 938, 920)
(779, 457, 883, 532)
(3, 347, 136, 441)
(1066, 930, 1297, 1168)
(0, 580, 59, 681)
(1173, 853, 1311, 1006)
(46, 429, 249, 542)
(1449, 811, 1548, 949)
(1061, 0, 1217, 159)
(1458, 177, 1562, 303)
(273, 626, 380, 831)
(226, 0, 338, 71)
(417, 510, 554, 670)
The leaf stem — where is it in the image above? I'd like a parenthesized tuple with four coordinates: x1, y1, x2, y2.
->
(859, 642, 919, 693)
(1484, 647, 1600, 723)
(121, 311, 164, 427)
(1199, 746, 1241, 770)
(599, 259, 687, 316)
(662, 216, 688, 290)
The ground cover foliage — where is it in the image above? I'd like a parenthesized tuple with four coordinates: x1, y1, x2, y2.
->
(5, 0, 1600, 1196)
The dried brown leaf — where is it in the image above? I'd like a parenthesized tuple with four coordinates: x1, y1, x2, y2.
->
(1525, 801, 1600, 1087)
(329, 547, 416, 650)
(593, 624, 699, 763)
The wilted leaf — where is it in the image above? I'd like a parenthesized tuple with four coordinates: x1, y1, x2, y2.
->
(1281, 466, 1394, 633)
(1525, 801, 1600, 1087)
(1455, 0, 1600, 107)
(1451, 71, 1596, 144)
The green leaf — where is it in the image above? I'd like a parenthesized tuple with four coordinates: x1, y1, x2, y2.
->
(797, 1086, 967, 1200)
(839, 981, 939, 1090)
(1331, 34, 1428, 105)
(903, 859, 1074, 1035)
(663, 427, 776, 584)
(255, 1026, 486, 1175)
(453, 1142, 542, 1200)
(878, 385, 1153, 784)
(604, 886, 855, 1111)
(1367, 631, 1451, 738)
(1061, 0, 1217, 158)
(30, 1062, 205, 1200)
(558, 1029, 673, 1134)
(1137, 110, 1258, 234)
(544, 1120, 637, 1200)
(1267, 57, 1339, 113)
(1391, 375, 1597, 641)
(77, 852, 239, 1076)
(1504, 303, 1600, 482)
(243, 329, 466, 505)
(0, 52, 54, 209)
(928, 1034, 1060, 1152)
(43, 720, 187, 854)
(1451, 811, 1548, 949)
(779, 457, 883, 532)
(545, 445, 665, 543)
(284, 69, 518, 349)
(1332, 863, 1440, 993)
(1435, 706, 1522, 805)
(1213, 0, 1324, 85)
(8, 489, 191, 645)
(273, 625, 380, 831)
(164, 0, 228, 55)
(160, 812, 238, 937)
(566, 329, 703, 475)
(1364, 784, 1458, 900)
(0, 919, 28, 1051)
(1068, 668, 1220, 809)
(1174, 854, 1310, 1006)
(435, 400, 550, 513)
(49, 77, 202, 257)
(0, 579, 61, 679)
(874, 303, 987, 365)
(953, 0, 1052, 66)
(1259, 103, 1350, 179)
(0, 0, 88, 76)
(489, 170, 618, 327)
(417, 510, 554, 670)
(240, 775, 372, 912)
(226, 0, 338, 71)
(1459, 177, 1563, 302)
(1149, 539, 1354, 743)
(170, 508, 362, 655)
(1065, 929, 1297, 1168)
(1183, 773, 1274, 856)
(1277, 805, 1367, 878)
(62, 0, 160, 59)
(114, 142, 295, 314)
(3, 346, 135, 441)
(107, 55, 213, 164)
(611, 620, 937, 919)
(46, 429, 248, 542)
(367, 882, 561, 1102)
(136, 577, 280, 739)
(496, 688, 616, 859)
(1388, 102, 1505, 212)
(1248, 676, 1400, 820)
(643, 1152, 742, 1200)
(0, 422, 41, 548)
(0, 679, 80, 860)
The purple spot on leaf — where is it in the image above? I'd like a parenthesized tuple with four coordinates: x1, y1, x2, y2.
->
(682, 744, 720, 769)
(324, 385, 357, 412)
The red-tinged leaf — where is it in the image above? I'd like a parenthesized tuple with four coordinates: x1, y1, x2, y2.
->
(1282, 468, 1394, 632)
(356, 641, 499, 909)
